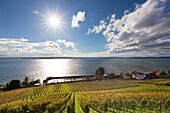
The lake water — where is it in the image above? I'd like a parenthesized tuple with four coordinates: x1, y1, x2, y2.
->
(0, 58, 170, 84)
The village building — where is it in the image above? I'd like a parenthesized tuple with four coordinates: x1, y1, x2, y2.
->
(131, 71, 145, 80)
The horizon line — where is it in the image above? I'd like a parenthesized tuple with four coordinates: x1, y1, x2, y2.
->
(0, 56, 170, 59)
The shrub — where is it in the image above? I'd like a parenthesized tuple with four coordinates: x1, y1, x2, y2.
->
(156, 71, 166, 78)
(108, 73, 115, 79)
(7, 80, 21, 90)
(166, 73, 170, 78)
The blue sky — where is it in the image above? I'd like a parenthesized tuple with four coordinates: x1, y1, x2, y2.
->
(0, 0, 170, 57)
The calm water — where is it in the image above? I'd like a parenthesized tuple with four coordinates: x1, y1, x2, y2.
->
(0, 58, 170, 84)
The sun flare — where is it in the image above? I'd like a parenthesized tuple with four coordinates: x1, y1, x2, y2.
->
(48, 16, 61, 27)
(42, 9, 66, 33)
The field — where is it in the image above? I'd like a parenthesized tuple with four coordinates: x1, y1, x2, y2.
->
(0, 79, 170, 113)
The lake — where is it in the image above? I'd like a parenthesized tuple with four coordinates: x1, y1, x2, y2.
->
(0, 58, 170, 84)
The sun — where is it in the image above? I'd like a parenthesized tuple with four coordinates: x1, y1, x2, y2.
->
(48, 16, 61, 28)
(41, 9, 66, 33)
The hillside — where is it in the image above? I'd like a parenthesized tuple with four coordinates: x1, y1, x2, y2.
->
(0, 79, 170, 113)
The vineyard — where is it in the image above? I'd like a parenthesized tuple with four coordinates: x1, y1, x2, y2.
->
(0, 79, 170, 113)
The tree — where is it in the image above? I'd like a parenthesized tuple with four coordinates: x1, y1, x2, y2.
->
(150, 70, 159, 74)
(29, 79, 40, 85)
(22, 76, 29, 86)
(145, 73, 158, 79)
(156, 71, 166, 78)
(95, 67, 105, 80)
(168, 69, 170, 73)
(34, 79, 40, 84)
(6, 82, 10, 88)
(108, 73, 115, 79)
(124, 73, 130, 76)
(43, 80, 48, 85)
(6, 80, 21, 90)
(129, 74, 132, 79)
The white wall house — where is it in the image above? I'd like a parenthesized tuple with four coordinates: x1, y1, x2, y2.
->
(132, 71, 145, 80)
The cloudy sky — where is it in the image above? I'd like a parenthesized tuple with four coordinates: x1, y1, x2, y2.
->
(0, 0, 170, 57)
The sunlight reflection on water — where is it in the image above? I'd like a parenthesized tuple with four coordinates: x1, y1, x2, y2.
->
(41, 59, 70, 79)
(0, 58, 170, 84)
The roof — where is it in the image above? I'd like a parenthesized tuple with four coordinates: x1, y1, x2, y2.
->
(132, 71, 144, 75)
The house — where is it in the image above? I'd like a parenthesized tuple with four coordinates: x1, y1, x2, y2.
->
(103, 73, 110, 79)
(132, 71, 145, 80)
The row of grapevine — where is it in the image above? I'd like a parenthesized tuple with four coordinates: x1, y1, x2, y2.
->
(0, 88, 33, 104)
(58, 79, 139, 92)
(0, 79, 169, 112)
(0, 92, 70, 113)
(77, 93, 90, 113)
(78, 91, 170, 113)
(91, 84, 170, 95)
(28, 85, 56, 100)
(66, 93, 75, 113)
(46, 92, 71, 113)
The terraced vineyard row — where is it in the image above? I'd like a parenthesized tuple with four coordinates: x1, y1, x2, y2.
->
(0, 87, 33, 104)
(0, 79, 169, 113)
(58, 79, 139, 92)
(78, 92, 170, 113)
(0, 92, 70, 112)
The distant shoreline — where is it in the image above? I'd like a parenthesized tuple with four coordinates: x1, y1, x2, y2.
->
(0, 56, 170, 59)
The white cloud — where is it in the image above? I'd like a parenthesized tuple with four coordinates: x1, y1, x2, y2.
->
(57, 39, 66, 43)
(72, 48, 79, 52)
(64, 42, 75, 48)
(87, 20, 107, 34)
(33, 11, 39, 15)
(0, 38, 78, 57)
(57, 39, 75, 48)
(0, 38, 28, 45)
(87, 0, 170, 56)
(0, 38, 108, 57)
(71, 11, 85, 28)
(124, 10, 129, 15)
